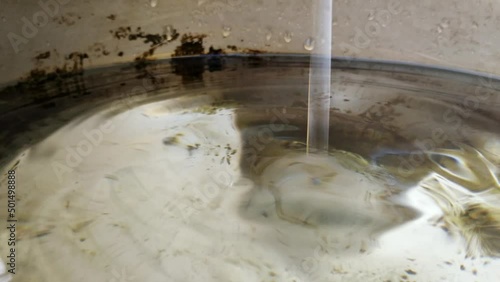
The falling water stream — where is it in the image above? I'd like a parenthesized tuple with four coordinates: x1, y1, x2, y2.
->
(306, 0, 332, 154)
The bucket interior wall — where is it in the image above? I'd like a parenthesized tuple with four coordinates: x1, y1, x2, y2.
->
(0, 0, 499, 85)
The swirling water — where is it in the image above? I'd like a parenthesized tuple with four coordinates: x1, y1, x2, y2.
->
(0, 57, 499, 281)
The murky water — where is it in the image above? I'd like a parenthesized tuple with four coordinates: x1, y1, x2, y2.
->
(0, 56, 499, 281)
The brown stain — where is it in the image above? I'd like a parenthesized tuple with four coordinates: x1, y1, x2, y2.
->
(110, 26, 179, 48)
(108, 26, 181, 78)
(1, 51, 90, 105)
(173, 34, 207, 57)
(20, 28, 269, 97)
(35, 51, 51, 60)
(54, 12, 81, 26)
(170, 34, 207, 83)
(206, 46, 225, 72)
(0, 41, 269, 169)
(170, 36, 270, 81)
(4, 29, 271, 107)
(111, 26, 131, 39)
(89, 43, 110, 58)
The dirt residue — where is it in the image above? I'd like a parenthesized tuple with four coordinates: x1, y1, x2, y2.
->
(54, 13, 81, 26)
(35, 51, 51, 60)
(89, 43, 110, 57)
(110, 26, 179, 48)
(3, 29, 272, 106)
(173, 34, 207, 57)
(170, 34, 208, 82)
(170, 37, 271, 81)
(109, 26, 180, 73)
(111, 26, 131, 39)
(1, 52, 90, 104)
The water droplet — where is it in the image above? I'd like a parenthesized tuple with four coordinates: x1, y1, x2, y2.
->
(150, 0, 157, 7)
(1, 17, 6, 22)
(222, 26, 231, 38)
(165, 25, 175, 41)
(265, 31, 272, 41)
(283, 31, 292, 43)
(368, 11, 375, 21)
(437, 26, 443, 34)
(45, 41, 50, 47)
(303, 37, 315, 51)
(332, 20, 338, 26)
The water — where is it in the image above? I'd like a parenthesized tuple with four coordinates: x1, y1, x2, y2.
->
(222, 26, 232, 38)
(306, 0, 332, 153)
(0, 56, 499, 281)
(303, 37, 316, 51)
(164, 25, 176, 41)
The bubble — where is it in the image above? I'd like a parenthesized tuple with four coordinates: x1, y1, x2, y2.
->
(222, 26, 231, 38)
(303, 37, 315, 51)
(283, 31, 292, 43)
(150, 0, 157, 7)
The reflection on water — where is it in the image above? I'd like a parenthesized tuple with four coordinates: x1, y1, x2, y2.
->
(0, 57, 499, 281)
